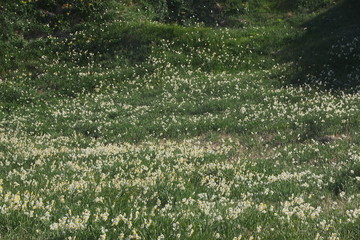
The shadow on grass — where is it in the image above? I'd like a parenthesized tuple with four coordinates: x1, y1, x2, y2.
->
(283, 0, 360, 91)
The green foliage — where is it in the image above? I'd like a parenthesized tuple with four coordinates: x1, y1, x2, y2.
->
(137, 0, 247, 26)
(296, 0, 337, 12)
(19, 0, 104, 19)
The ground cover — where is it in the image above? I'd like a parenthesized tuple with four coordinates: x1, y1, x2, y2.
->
(0, 0, 359, 239)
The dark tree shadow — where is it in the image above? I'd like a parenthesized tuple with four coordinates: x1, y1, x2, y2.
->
(283, 0, 360, 91)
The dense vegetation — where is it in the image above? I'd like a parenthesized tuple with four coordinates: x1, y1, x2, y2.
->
(0, 0, 359, 239)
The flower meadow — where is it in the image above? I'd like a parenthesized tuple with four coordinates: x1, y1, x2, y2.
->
(1, 63, 360, 239)
(1, 128, 360, 239)
(1, 1, 360, 239)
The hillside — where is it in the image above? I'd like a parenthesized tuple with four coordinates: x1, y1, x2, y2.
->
(0, 1, 359, 239)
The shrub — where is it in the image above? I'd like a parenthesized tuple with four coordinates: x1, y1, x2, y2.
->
(138, 0, 248, 26)
(296, 0, 336, 12)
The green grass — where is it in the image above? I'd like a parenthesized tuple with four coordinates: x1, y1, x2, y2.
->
(0, 0, 359, 239)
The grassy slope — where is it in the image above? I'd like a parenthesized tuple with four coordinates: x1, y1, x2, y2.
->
(284, 0, 360, 89)
(0, 0, 359, 239)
